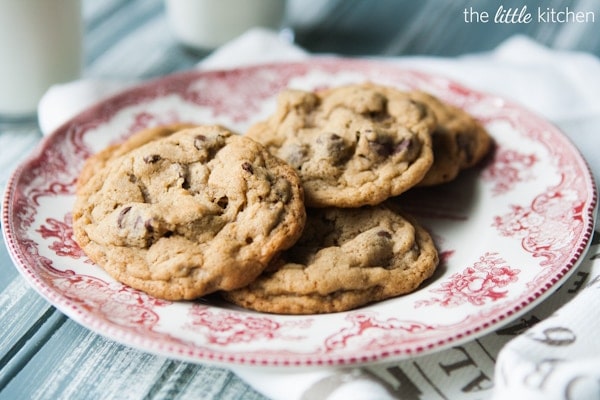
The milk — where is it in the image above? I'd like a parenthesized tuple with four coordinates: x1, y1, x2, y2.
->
(0, 0, 83, 117)
(165, 0, 287, 50)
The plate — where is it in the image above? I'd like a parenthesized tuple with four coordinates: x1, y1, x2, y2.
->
(2, 58, 597, 368)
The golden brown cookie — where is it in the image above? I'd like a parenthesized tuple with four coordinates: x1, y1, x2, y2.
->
(246, 83, 436, 208)
(222, 203, 438, 314)
(73, 125, 306, 301)
(76, 123, 197, 191)
(409, 91, 492, 186)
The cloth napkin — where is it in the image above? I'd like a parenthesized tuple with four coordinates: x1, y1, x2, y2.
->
(38, 28, 600, 400)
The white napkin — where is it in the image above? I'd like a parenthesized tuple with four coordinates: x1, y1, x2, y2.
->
(38, 28, 600, 400)
(491, 270, 600, 400)
(37, 28, 306, 135)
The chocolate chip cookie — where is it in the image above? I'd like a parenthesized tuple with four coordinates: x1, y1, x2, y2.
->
(222, 203, 438, 314)
(73, 125, 306, 301)
(409, 91, 492, 186)
(77, 123, 197, 191)
(246, 83, 436, 208)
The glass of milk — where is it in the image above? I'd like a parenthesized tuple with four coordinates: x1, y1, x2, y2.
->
(165, 0, 288, 50)
(0, 0, 83, 119)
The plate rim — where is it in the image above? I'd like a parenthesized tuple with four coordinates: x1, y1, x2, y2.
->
(2, 57, 598, 368)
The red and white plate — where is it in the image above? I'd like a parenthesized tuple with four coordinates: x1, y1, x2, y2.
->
(2, 59, 597, 368)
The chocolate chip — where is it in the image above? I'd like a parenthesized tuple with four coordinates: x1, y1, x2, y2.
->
(143, 154, 161, 163)
(282, 143, 308, 169)
(117, 206, 131, 228)
(324, 133, 345, 151)
(194, 135, 206, 150)
(181, 178, 190, 190)
(456, 134, 473, 162)
(242, 162, 254, 174)
(377, 230, 392, 239)
(316, 133, 341, 144)
(272, 178, 292, 203)
(178, 167, 190, 189)
(216, 196, 229, 208)
(144, 219, 154, 233)
(330, 133, 343, 142)
(368, 137, 412, 158)
(367, 109, 390, 122)
(369, 139, 393, 157)
(315, 132, 351, 164)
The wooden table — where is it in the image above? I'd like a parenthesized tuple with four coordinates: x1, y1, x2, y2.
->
(1, 1, 599, 398)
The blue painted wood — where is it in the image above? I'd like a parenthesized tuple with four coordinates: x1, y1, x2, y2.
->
(1, 0, 599, 398)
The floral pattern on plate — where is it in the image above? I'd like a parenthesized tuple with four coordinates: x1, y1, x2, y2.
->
(2, 58, 596, 367)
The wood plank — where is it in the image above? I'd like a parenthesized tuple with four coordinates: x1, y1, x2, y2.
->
(2, 317, 266, 399)
(2, 0, 599, 398)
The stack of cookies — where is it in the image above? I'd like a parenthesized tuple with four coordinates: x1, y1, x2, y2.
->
(73, 125, 307, 301)
(73, 82, 492, 315)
